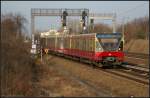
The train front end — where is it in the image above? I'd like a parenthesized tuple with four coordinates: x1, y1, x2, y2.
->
(95, 33, 124, 66)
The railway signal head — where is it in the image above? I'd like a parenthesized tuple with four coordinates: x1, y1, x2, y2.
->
(63, 11, 68, 16)
(82, 11, 87, 17)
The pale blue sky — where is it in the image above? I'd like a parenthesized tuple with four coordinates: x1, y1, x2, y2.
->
(1, 1, 149, 35)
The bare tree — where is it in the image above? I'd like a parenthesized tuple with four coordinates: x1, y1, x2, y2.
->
(1, 13, 34, 96)
(14, 13, 28, 38)
(91, 23, 112, 33)
(117, 16, 149, 42)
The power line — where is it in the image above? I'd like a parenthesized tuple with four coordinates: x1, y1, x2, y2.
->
(118, 2, 148, 17)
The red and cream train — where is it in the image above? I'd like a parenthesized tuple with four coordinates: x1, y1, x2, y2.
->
(40, 31, 124, 67)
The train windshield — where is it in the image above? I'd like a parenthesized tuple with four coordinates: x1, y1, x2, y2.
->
(96, 33, 122, 51)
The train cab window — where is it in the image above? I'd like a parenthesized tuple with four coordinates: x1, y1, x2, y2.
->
(96, 33, 122, 51)
(95, 41, 102, 52)
(98, 38, 119, 51)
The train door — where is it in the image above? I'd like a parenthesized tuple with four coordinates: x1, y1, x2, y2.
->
(118, 34, 124, 51)
(119, 41, 124, 51)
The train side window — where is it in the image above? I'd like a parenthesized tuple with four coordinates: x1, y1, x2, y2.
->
(69, 37, 71, 49)
(72, 38, 73, 49)
(81, 38, 83, 51)
(87, 39, 89, 51)
(68, 37, 69, 49)
(75, 38, 77, 49)
(92, 38, 94, 51)
(74, 38, 75, 49)
(76, 37, 78, 49)
(89, 39, 91, 51)
(85, 38, 87, 51)
(83, 38, 85, 51)
(66, 37, 68, 49)
(75, 37, 77, 49)
(79, 37, 81, 50)
(84, 38, 87, 51)
(64, 37, 65, 48)
(77, 37, 79, 50)
(96, 41, 98, 51)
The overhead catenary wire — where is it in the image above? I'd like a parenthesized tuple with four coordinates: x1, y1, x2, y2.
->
(117, 2, 148, 19)
(116, 2, 148, 27)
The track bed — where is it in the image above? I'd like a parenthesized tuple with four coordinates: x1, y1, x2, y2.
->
(39, 54, 149, 97)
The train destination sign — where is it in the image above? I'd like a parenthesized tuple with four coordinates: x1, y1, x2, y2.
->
(96, 33, 122, 39)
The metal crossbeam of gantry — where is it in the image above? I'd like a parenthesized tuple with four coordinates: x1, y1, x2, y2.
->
(31, 8, 89, 16)
(89, 13, 116, 19)
(31, 8, 117, 36)
(31, 8, 89, 36)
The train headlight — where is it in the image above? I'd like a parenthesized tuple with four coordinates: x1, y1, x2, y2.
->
(99, 47, 102, 51)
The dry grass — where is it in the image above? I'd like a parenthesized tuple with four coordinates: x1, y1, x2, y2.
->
(35, 57, 98, 97)
(1, 35, 35, 96)
(1, 13, 45, 96)
(124, 39, 149, 54)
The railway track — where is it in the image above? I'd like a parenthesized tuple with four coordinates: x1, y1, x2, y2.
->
(102, 68, 149, 85)
(89, 63, 149, 85)
(96, 65, 149, 85)
(123, 61, 149, 69)
(121, 64, 149, 73)
(40, 53, 149, 97)
(44, 52, 149, 86)
(124, 52, 149, 68)
(125, 52, 149, 59)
